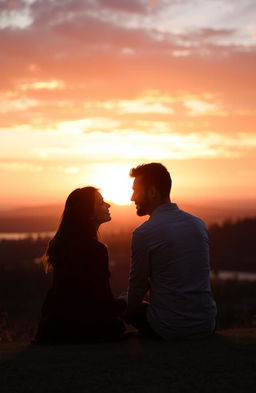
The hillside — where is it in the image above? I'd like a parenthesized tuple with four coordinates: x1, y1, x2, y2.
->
(1, 329, 256, 393)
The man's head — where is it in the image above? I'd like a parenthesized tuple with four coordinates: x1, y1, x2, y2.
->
(130, 163, 172, 216)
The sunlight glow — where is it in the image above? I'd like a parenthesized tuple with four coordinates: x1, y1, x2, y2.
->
(86, 164, 133, 205)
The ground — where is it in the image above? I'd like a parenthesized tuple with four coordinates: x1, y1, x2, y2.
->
(0, 329, 256, 393)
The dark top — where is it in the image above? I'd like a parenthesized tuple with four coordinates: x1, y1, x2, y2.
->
(35, 240, 125, 343)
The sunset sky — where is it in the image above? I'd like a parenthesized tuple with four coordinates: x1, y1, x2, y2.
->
(1, 0, 256, 208)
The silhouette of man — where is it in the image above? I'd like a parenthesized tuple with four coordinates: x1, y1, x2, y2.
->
(126, 163, 217, 340)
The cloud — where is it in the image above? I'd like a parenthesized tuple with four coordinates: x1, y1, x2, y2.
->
(1, 0, 255, 101)
(84, 95, 174, 115)
(118, 100, 173, 114)
(56, 117, 121, 134)
(19, 80, 65, 91)
(0, 96, 38, 113)
(0, 0, 33, 29)
(1, 1, 256, 152)
(97, 0, 148, 14)
(0, 161, 44, 172)
(2, 123, 255, 164)
(183, 99, 226, 117)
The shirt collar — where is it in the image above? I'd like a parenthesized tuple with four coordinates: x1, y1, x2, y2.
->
(150, 202, 179, 218)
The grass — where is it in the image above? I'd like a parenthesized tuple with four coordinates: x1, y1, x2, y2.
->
(0, 329, 256, 393)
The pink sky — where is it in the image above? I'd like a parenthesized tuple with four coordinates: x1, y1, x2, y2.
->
(0, 0, 256, 207)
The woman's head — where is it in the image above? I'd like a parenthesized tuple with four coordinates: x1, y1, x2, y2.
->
(62, 187, 111, 233)
(43, 186, 111, 271)
(93, 190, 111, 227)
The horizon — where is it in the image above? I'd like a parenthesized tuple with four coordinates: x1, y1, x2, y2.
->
(1, 195, 256, 212)
(1, 197, 256, 235)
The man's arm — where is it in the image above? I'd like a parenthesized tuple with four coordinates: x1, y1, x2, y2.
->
(126, 229, 150, 318)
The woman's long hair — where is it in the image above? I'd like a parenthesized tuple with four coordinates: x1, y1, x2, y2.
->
(42, 187, 98, 272)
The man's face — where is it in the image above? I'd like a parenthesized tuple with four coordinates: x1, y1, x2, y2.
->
(131, 176, 150, 216)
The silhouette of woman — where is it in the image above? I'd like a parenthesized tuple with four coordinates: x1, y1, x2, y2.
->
(34, 187, 126, 344)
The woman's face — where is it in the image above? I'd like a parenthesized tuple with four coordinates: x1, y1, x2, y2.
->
(93, 191, 111, 226)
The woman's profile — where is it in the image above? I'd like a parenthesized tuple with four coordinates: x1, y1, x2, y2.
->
(34, 187, 126, 344)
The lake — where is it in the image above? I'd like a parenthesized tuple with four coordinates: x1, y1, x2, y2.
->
(0, 232, 54, 240)
(211, 271, 256, 282)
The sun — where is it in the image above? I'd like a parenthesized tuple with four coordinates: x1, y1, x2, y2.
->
(86, 164, 134, 205)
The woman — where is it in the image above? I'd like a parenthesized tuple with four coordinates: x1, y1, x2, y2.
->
(34, 187, 126, 344)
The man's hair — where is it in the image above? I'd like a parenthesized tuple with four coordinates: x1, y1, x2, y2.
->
(130, 163, 172, 197)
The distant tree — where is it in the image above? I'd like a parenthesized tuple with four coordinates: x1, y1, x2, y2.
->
(209, 218, 256, 272)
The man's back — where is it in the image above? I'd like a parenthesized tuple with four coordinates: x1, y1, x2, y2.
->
(129, 203, 217, 340)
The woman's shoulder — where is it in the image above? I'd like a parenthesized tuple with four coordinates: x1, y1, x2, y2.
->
(93, 240, 108, 255)
(82, 240, 109, 270)
(54, 240, 108, 272)
(83, 239, 108, 255)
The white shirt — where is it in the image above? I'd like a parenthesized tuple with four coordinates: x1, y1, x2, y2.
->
(128, 203, 217, 340)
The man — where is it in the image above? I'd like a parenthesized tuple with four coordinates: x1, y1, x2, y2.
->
(126, 163, 217, 340)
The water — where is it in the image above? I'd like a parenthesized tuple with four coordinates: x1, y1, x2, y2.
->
(0, 232, 54, 240)
(211, 271, 256, 282)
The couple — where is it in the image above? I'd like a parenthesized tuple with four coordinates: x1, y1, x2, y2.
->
(35, 163, 217, 344)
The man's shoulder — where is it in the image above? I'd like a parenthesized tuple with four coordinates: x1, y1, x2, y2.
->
(177, 210, 208, 237)
(180, 210, 207, 227)
(133, 208, 207, 235)
(133, 219, 152, 237)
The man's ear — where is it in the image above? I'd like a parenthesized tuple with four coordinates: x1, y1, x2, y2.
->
(148, 186, 158, 199)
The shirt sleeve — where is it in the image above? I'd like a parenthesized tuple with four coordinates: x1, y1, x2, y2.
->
(127, 229, 150, 312)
